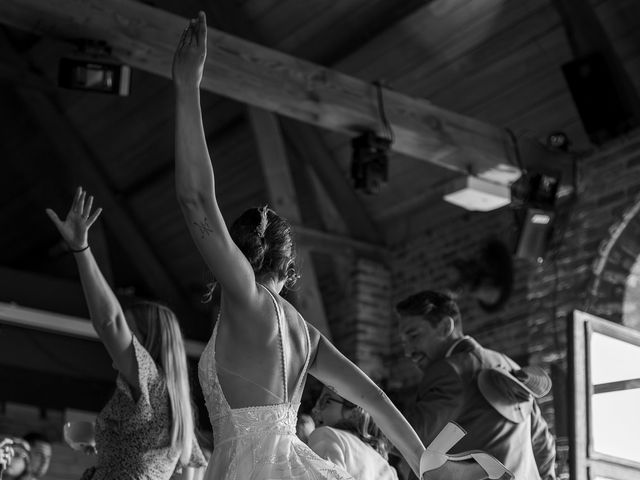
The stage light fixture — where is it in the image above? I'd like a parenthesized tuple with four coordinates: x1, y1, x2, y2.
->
(547, 131, 570, 152)
(351, 131, 391, 195)
(511, 170, 561, 209)
(350, 81, 394, 195)
(512, 169, 562, 263)
(58, 40, 131, 96)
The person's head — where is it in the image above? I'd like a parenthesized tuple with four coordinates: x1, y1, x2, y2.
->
(311, 387, 390, 459)
(295, 413, 315, 444)
(395, 290, 463, 371)
(229, 206, 297, 292)
(123, 301, 194, 466)
(22, 433, 50, 478)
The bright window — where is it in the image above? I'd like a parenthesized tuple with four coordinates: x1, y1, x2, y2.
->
(570, 311, 640, 480)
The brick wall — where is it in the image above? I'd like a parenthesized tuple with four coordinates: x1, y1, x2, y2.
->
(317, 255, 392, 383)
(349, 259, 392, 382)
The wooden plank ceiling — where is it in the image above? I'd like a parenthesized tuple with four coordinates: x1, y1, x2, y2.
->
(0, 0, 640, 408)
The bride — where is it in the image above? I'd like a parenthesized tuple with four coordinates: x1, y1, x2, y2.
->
(172, 12, 511, 480)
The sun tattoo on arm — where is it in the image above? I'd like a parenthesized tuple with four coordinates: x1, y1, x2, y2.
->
(193, 216, 213, 238)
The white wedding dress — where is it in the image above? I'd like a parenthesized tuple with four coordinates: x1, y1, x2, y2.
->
(198, 286, 354, 480)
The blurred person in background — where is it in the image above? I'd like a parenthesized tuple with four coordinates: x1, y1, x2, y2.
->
(310, 387, 398, 480)
(296, 413, 315, 444)
(0, 438, 16, 479)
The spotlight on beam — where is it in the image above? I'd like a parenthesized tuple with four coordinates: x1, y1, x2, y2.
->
(351, 131, 391, 195)
(58, 40, 131, 96)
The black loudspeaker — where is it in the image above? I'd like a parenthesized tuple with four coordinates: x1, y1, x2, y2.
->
(515, 208, 556, 263)
(562, 52, 638, 145)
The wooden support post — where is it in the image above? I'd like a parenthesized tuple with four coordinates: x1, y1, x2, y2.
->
(247, 108, 331, 337)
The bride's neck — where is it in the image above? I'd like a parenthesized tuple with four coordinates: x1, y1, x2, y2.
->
(257, 276, 284, 294)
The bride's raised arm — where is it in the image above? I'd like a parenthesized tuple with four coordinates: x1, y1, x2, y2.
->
(172, 11, 259, 309)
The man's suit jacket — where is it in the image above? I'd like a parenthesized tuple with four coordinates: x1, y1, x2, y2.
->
(405, 337, 556, 480)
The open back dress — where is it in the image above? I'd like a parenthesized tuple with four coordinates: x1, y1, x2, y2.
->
(198, 285, 354, 480)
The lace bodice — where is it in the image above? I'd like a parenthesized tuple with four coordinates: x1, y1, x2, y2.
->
(198, 320, 302, 445)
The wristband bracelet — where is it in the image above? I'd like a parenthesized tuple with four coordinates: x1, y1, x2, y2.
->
(70, 244, 90, 253)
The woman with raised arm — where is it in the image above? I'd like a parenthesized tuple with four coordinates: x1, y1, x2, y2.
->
(46, 189, 206, 480)
(172, 11, 512, 480)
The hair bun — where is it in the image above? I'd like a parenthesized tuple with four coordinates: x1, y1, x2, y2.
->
(229, 206, 295, 284)
(256, 205, 269, 239)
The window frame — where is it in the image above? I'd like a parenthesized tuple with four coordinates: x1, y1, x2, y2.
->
(569, 310, 640, 480)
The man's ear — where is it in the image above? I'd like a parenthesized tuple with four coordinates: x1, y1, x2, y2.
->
(438, 316, 455, 337)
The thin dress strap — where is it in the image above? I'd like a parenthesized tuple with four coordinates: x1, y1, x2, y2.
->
(290, 313, 311, 400)
(258, 284, 288, 402)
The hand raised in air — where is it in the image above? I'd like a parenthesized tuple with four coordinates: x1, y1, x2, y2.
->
(172, 11, 207, 89)
(46, 186, 102, 251)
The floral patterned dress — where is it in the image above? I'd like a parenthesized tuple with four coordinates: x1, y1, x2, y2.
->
(82, 336, 205, 480)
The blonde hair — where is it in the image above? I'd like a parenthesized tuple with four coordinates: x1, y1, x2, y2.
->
(334, 400, 390, 460)
(127, 302, 194, 466)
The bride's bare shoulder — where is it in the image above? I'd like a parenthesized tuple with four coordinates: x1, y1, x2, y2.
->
(218, 287, 279, 339)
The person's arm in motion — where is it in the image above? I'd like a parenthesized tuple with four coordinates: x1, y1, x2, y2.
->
(530, 400, 557, 480)
(46, 188, 139, 397)
(172, 12, 260, 313)
(307, 327, 425, 478)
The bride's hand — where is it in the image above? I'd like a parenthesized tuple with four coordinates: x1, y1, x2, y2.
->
(172, 11, 207, 89)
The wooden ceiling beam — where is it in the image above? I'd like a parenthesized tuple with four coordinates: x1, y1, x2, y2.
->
(331, 1, 577, 189)
(247, 107, 331, 338)
(0, 301, 205, 358)
(0, 0, 524, 185)
(0, 266, 204, 357)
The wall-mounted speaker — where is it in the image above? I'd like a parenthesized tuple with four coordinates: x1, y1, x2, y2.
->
(562, 52, 638, 145)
